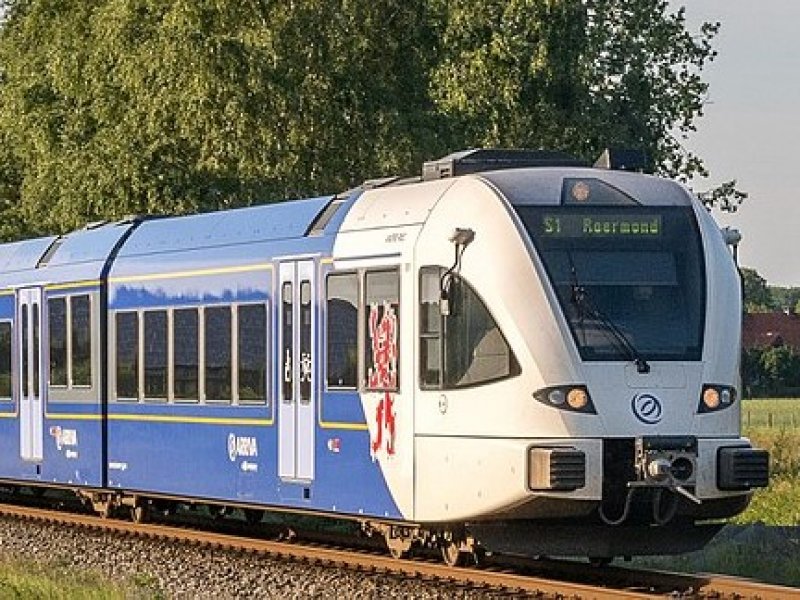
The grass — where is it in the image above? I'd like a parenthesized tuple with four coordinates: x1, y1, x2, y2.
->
(0, 557, 164, 599)
(635, 398, 800, 587)
(742, 397, 800, 429)
(738, 398, 800, 526)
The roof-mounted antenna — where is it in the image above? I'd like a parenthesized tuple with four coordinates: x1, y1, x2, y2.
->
(593, 148, 648, 172)
(422, 148, 586, 181)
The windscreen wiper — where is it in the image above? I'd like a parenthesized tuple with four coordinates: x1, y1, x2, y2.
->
(568, 259, 651, 374)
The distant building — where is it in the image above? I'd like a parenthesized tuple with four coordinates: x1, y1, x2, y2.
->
(742, 311, 800, 349)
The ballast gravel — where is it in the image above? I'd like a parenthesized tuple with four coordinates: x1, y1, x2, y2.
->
(0, 515, 494, 599)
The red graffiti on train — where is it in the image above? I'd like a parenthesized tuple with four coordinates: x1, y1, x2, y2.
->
(367, 302, 398, 458)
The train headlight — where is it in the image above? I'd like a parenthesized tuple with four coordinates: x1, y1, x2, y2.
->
(534, 385, 596, 414)
(703, 388, 720, 410)
(698, 384, 737, 413)
(566, 388, 589, 410)
(548, 389, 565, 406)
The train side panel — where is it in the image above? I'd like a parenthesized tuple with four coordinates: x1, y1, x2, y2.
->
(105, 206, 403, 518)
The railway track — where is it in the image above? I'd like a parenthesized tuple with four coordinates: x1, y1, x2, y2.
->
(0, 501, 797, 599)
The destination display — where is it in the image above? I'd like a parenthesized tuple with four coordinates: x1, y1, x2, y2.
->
(541, 214, 663, 238)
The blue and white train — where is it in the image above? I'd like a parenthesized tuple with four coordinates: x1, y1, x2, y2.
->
(0, 149, 768, 564)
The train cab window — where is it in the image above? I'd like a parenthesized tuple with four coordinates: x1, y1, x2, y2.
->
(48, 297, 67, 387)
(115, 311, 139, 400)
(419, 267, 519, 389)
(419, 268, 442, 388)
(364, 269, 399, 391)
(238, 304, 267, 404)
(71, 295, 92, 386)
(205, 306, 232, 402)
(173, 308, 199, 402)
(143, 310, 168, 400)
(326, 273, 358, 389)
(0, 322, 11, 398)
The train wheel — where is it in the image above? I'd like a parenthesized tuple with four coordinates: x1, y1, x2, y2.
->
(385, 536, 413, 560)
(244, 509, 263, 526)
(440, 541, 470, 568)
(388, 544, 410, 560)
(589, 556, 613, 567)
(131, 502, 149, 524)
(93, 497, 115, 519)
(472, 547, 488, 568)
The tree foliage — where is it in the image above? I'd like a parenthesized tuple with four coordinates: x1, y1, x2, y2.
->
(0, 0, 723, 237)
(743, 346, 800, 398)
(742, 267, 777, 313)
(741, 267, 800, 314)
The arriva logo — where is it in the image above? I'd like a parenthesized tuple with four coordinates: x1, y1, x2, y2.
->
(227, 433, 259, 462)
(631, 393, 663, 425)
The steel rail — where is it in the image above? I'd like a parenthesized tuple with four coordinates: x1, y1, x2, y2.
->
(0, 502, 797, 599)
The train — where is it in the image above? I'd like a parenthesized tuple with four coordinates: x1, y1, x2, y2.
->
(0, 149, 768, 565)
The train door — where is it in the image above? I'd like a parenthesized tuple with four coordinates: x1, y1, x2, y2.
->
(17, 287, 44, 462)
(278, 261, 316, 481)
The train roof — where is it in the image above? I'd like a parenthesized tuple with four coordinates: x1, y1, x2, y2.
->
(481, 167, 694, 207)
(116, 195, 334, 259)
(0, 223, 138, 288)
(0, 194, 342, 288)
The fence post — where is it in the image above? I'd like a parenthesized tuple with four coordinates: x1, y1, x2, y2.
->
(769, 412, 773, 428)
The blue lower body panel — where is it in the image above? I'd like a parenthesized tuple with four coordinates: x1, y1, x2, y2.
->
(106, 403, 401, 519)
(0, 403, 103, 487)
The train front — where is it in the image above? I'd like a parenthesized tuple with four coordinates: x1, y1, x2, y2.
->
(415, 165, 768, 558)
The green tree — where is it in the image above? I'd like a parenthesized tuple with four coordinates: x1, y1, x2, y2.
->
(428, 0, 719, 179)
(770, 286, 800, 314)
(741, 267, 776, 313)
(760, 345, 800, 395)
(0, 0, 441, 234)
(0, 0, 726, 237)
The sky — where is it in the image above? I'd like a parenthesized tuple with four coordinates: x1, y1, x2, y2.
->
(677, 1, 800, 286)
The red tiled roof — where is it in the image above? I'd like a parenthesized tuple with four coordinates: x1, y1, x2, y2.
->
(742, 312, 800, 349)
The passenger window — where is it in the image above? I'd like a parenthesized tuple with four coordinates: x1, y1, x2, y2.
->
(21, 305, 28, 397)
(205, 306, 232, 402)
(48, 294, 93, 389)
(48, 298, 67, 387)
(299, 281, 312, 403)
(281, 283, 293, 402)
(32, 304, 39, 397)
(419, 268, 519, 389)
(238, 304, 267, 404)
(364, 269, 399, 391)
(0, 322, 10, 398)
(143, 310, 168, 400)
(71, 295, 92, 386)
(173, 308, 199, 402)
(115, 311, 139, 399)
(326, 273, 358, 389)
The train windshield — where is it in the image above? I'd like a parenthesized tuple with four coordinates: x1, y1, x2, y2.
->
(515, 206, 706, 362)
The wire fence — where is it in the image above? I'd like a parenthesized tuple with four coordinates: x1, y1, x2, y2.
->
(743, 410, 800, 429)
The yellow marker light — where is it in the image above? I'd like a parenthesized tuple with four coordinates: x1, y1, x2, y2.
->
(567, 388, 589, 410)
(703, 388, 720, 410)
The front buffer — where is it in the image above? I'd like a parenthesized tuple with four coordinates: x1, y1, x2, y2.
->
(415, 435, 768, 558)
